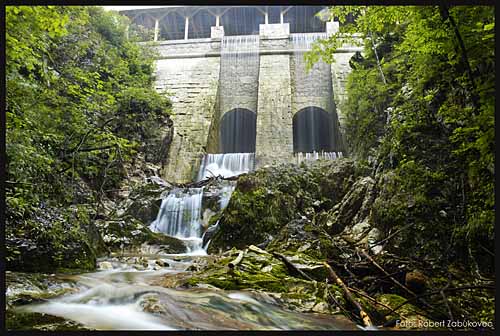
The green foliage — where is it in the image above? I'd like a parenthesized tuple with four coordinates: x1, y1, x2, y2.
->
(6, 6, 171, 271)
(309, 6, 494, 273)
(6, 6, 171, 214)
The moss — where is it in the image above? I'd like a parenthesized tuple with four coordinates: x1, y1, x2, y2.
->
(6, 310, 91, 331)
(98, 216, 186, 253)
(208, 160, 363, 253)
(375, 293, 427, 322)
(6, 205, 98, 273)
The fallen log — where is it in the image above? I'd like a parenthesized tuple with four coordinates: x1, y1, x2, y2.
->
(323, 262, 374, 328)
(358, 248, 416, 297)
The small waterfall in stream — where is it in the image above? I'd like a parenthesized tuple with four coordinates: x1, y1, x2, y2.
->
(150, 161, 239, 254)
(197, 153, 255, 181)
(150, 188, 204, 253)
(295, 151, 343, 164)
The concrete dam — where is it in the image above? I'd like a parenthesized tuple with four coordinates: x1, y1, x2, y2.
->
(121, 6, 362, 183)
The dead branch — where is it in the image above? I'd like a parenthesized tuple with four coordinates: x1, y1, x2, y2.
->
(228, 249, 246, 269)
(346, 286, 394, 313)
(370, 222, 416, 247)
(272, 252, 314, 281)
(323, 262, 374, 328)
(358, 248, 416, 297)
(324, 280, 354, 320)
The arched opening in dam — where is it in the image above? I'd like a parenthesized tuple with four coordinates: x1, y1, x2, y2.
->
(220, 108, 257, 153)
(293, 106, 334, 153)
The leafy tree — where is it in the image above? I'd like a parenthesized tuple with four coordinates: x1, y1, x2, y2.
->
(5, 6, 171, 271)
(307, 6, 494, 274)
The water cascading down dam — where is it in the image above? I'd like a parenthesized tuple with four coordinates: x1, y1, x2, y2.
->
(151, 35, 262, 253)
(291, 33, 344, 164)
(198, 34, 260, 180)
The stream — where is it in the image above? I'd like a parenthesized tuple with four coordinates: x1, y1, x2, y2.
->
(11, 250, 357, 330)
(8, 153, 358, 330)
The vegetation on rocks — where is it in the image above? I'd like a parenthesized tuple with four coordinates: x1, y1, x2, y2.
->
(6, 6, 173, 272)
(307, 5, 494, 276)
(208, 160, 368, 252)
(4, 4, 494, 332)
(194, 159, 494, 328)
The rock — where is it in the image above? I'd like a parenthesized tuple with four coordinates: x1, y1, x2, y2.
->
(322, 176, 376, 236)
(6, 205, 99, 273)
(312, 301, 330, 313)
(6, 311, 92, 331)
(208, 159, 364, 253)
(98, 261, 113, 270)
(139, 294, 166, 314)
(261, 265, 273, 272)
(297, 243, 311, 253)
(97, 217, 187, 254)
(155, 259, 170, 267)
(132, 264, 146, 271)
(405, 270, 428, 294)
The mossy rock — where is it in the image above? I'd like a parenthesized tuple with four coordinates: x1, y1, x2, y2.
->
(120, 182, 169, 224)
(6, 205, 98, 273)
(6, 271, 79, 309)
(97, 216, 186, 253)
(209, 159, 363, 253)
(6, 310, 92, 331)
(375, 293, 432, 329)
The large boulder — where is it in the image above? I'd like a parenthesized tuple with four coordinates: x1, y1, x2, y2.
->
(208, 159, 366, 253)
(96, 216, 186, 254)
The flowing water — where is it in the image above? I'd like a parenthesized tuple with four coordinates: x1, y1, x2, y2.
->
(14, 254, 357, 330)
(5, 31, 365, 331)
(197, 153, 255, 181)
(295, 151, 344, 164)
(150, 187, 206, 255)
(8, 150, 359, 330)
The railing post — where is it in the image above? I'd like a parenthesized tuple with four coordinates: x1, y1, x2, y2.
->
(184, 16, 189, 40)
(154, 18, 159, 41)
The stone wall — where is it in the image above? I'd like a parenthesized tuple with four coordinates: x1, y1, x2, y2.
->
(255, 53, 294, 167)
(151, 25, 361, 183)
(155, 57, 220, 182)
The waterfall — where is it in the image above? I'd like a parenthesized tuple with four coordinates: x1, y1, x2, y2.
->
(291, 32, 328, 52)
(150, 180, 237, 254)
(295, 151, 343, 164)
(150, 188, 204, 239)
(216, 34, 259, 163)
(291, 33, 344, 157)
(197, 153, 255, 181)
(219, 35, 260, 117)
